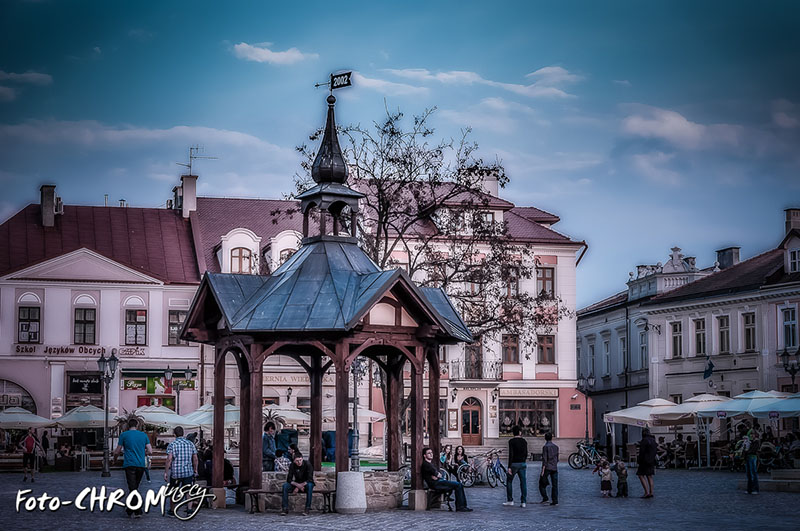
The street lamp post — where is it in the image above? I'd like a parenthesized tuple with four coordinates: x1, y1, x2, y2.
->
(165, 365, 196, 415)
(350, 357, 366, 472)
(780, 348, 799, 392)
(97, 348, 119, 477)
(577, 373, 595, 443)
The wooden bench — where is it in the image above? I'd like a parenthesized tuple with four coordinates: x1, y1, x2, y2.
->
(246, 487, 335, 514)
(425, 487, 453, 511)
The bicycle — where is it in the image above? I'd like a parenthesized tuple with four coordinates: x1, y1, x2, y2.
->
(485, 450, 508, 488)
(568, 440, 607, 469)
(456, 454, 488, 488)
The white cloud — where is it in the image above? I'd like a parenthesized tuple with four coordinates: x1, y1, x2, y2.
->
(439, 97, 537, 133)
(351, 72, 428, 97)
(0, 86, 16, 102)
(0, 70, 53, 85)
(384, 66, 580, 99)
(630, 151, 681, 186)
(772, 99, 799, 129)
(232, 42, 318, 65)
(613, 79, 631, 87)
(621, 105, 742, 150)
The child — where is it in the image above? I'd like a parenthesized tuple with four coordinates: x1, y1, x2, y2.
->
(612, 456, 628, 498)
(594, 458, 613, 497)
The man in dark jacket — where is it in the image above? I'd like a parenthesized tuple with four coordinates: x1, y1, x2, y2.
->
(504, 426, 528, 507)
(637, 428, 658, 498)
(281, 452, 314, 515)
(263, 422, 277, 471)
(744, 430, 761, 494)
(539, 432, 559, 505)
(421, 447, 472, 511)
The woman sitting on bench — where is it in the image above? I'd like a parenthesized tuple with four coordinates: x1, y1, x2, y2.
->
(421, 447, 472, 512)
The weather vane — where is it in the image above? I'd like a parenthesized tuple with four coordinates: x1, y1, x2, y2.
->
(314, 71, 353, 94)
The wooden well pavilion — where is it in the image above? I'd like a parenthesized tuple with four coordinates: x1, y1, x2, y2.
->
(181, 94, 472, 496)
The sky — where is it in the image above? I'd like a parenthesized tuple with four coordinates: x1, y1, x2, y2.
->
(0, 0, 798, 307)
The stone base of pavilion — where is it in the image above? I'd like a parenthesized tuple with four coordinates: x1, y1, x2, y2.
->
(244, 471, 404, 512)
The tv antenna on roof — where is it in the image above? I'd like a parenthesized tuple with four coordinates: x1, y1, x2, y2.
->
(176, 145, 218, 175)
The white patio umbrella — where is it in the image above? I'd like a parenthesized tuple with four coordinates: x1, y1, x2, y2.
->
(0, 407, 54, 429)
(603, 398, 681, 459)
(195, 404, 241, 428)
(263, 404, 311, 424)
(322, 405, 386, 423)
(653, 394, 731, 468)
(183, 403, 213, 424)
(696, 390, 783, 419)
(134, 405, 199, 429)
(56, 405, 115, 428)
(750, 396, 800, 419)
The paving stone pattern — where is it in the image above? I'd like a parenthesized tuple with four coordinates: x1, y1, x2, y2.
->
(1, 465, 796, 531)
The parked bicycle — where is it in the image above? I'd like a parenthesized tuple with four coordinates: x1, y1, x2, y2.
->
(485, 449, 508, 488)
(568, 440, 607, 469)
(456, 452, 490, 487)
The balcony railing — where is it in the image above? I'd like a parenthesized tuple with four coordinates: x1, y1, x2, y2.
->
(449, 360, 503, 381)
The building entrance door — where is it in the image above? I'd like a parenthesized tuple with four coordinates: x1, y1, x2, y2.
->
(461, 397, 482, 446)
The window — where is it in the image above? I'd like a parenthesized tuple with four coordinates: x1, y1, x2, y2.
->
(670, 394, 683, 405)
(17, 307, 41, 343)
(718, 315, 730, 354)
(791, 249, 800, 273)
(502, 334, 519, 363)
(168, 310, 188, 345)
(743, 313, 756, 352)
(538, 335, 555, 364)
(602, 340, 610, 375)
(231, 247, 252, 274)
(74, 308, 96, 345)
(671, 322, 683, 358)
(296, 398, 311, 419)
(499, 399, 555, 437)
(694, 319, 706, 356)
(505, 267, 519, 298)
(481, 211, 495, 225)
(536, 267, 555, 298)
(619, 337, 627, 370)
(589, 344, 595, 375)
(468, 269, 483, 296)
(784, 308, 798, 349)
(279, 248, 296, 264)
(125, 309, 147, 346)
(639, 331, 648, 369)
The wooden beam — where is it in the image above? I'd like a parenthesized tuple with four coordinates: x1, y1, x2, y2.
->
(239, 363, 251, 488)
(410, 359, 424, 490)
(385, 362, 402, 471)
(334, 343, 350, 473)
(249, 348, 264, 490)
(427, 350, 442, 461)
(212, 352, 225, 489)
(310, 356, 323, 471)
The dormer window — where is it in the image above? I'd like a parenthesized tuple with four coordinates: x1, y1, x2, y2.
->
(481, 211, 495, 225)
(231, 247, 252, 274)
(790, 249, 800, 273)
(279, 248, 296, 265)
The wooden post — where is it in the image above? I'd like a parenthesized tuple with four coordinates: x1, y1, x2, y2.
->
(239, 359, 251, 488)
(249, 348, 264, 490)
(385, 360, 402, 471)
(428, 352, 441, 461)
(310, 356, 323, 471)
(212, 350, 225, 489)
(410, 361, 424, 490)
(334, 344, 350, 473)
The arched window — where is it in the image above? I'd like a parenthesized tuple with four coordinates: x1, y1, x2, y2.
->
(231, 247, 252, 274)
(279, 248, 296, 265)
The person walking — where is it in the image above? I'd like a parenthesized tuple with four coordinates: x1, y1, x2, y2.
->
(421, 447, 473, 511)
(263, 422, 277, 472)
(503, 426, 528, 507)
(20, 427, 40, 483)
(743, 430, 761, 495)
(637, 427, 657, 498)
(539, 432, 559, 505)
(113, 418, 153, 519)
(281, 452, 314, 516)
(164, 426, 198, 516)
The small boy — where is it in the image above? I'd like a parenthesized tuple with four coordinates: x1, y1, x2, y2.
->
(594, 458, 613, 497)
(612, 456, 628, 498)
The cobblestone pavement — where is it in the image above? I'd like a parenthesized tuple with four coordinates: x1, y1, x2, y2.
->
(1, 465, 796, 531)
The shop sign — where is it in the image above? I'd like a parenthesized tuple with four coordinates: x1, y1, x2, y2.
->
(122, 379, 146, 390)
(499, 388, 559, 398)
(14, 344, 112, 355)
(118, 346, 147, 357)
(68, 374, 102, 394)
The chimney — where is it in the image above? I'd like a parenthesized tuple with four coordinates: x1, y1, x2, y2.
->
(481, 173, 499, 197)
(40, 184, 56, 227)
(716, 247, 740, 269)
(180, 174, 197, 219)
(786, 208, 800, 234)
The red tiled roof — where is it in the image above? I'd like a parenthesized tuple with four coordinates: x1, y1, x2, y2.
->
(511, 206, 560, 225)
(577, 290, 629, 316)
(0, 204, 200, 284)
(645, 248, 785, 305)
(505, 208, 580, 245)
(194, 197, 303, 273)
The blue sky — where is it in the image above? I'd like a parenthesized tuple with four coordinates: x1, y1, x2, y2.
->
(0, 1, 797, 307)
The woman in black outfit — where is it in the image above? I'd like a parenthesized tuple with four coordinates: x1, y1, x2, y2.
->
(637, 428, 658, 498)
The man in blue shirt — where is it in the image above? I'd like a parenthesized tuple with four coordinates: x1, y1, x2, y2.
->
(114, 418, 153, 518)
(263, 422, 277, 471)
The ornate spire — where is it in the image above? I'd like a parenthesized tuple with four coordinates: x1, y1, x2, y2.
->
(311, 95, 348, 184)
